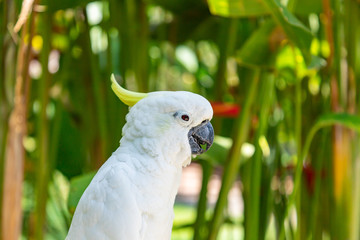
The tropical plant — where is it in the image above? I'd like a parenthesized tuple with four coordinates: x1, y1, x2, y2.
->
(1, 0, 360, 239)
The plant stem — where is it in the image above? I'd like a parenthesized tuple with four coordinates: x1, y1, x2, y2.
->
(212, 18, 238, 132)
(331, 0, 345, 109)
(1, 0, 34, 238)
(246, 73, 274, 240)
(0, 1, 8, 236)
(294, 52, 302, 240)
(34, 4, 52, 239)
(84, 10, 108, 165)
(193, 160, 213, 240)
(309, 130, 329, 239)
(208, 68, 260, 240)
(214, 18, 238, 102)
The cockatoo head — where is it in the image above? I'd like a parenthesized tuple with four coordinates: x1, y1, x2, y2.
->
(111, 75, 214, 167)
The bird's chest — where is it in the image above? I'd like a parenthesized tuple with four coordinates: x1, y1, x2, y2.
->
(140, 210, 174, 240)
(135, 171, 181, 213)
(133, 174, 180, 240)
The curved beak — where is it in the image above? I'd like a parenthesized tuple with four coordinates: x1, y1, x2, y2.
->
(188, 120, 214, 155)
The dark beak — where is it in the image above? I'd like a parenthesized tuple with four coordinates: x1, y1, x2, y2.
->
(188, 120, 214, 155)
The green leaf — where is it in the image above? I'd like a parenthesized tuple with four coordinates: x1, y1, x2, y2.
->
(311, 113, 360, 137)
(67, 171, 96, 214)
(236, 20, 277, 67)
(308, 55, 327, 69)
(305, 114, 360, 138)
(291, 112, 360, 225)
(200, 136, 232, 165)
(207, 0, 314, 65)
(56, 110, 86, 179)
(300, 113, 360, 187)
(261, 0, 313, 64)
(49, 0, 95, 11)
(207, 0, 269, 17)
(297, 113, 360, 182)
(291, 0, 323, 15)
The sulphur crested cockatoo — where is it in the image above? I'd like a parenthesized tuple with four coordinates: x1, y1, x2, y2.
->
(66, 74, 214, 240)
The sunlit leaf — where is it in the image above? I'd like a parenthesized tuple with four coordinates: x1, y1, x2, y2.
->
(308, 55, 327, 69)
(292, 0, 323, 15)
(236, 20, 277, 67)
(49, 0, 95, 11)
(67, 171, 96, 213)
(200, 136, 232, 165)
(261, 0, 313, 64)
(207, 0, 269, 17)
(208, 0, 314, 64)
(303, 113, 360, 162)
(313, 113, 360, 132)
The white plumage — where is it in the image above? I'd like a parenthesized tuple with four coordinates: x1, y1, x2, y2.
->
(66, 90, 213, 240)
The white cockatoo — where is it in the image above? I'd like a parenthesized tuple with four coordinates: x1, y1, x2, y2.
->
(66, 75, 214, 240)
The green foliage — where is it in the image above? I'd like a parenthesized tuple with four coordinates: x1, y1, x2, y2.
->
(261, 0, 314, 63)
(236, 20, 277, 67)
(67, 171, 96, 214)
(303, 113, 360, 161)
(208, 0, 269, 17)
(1, 0, 360, 239)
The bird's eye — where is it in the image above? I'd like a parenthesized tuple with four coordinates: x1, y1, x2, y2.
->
(181, 114, 190, 121)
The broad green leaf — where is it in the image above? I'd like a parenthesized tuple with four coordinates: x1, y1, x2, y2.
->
(207, 0, 269, 17)
(49, 0, 95, 11)
(261, 0, 313, 64)
(303, 113, 360, 162)
(150, 0, 208, 14)
(200, 136, 232, 165)
(236, 20, 277, 67)
(207, 0, 314, 65)
(292, 0, 323, 15)
(200, 135, 252, 166)
(56, 110, 86, 179)
(67, 171, 96, 213)
(308, 55, 327, 70)
(313, 113, 360, 132)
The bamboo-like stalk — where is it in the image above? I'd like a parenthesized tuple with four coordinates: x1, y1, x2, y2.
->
(208, 69, 260, 240)
(350, 3, 360, 239)
(212, 19, 238, 132)
(1, 0, 34, 238)
(344, 2, 360, 238)
(84, 10, 108, 166)
(121, 0, 149, 92)
(34, 3, 52, 239)
(308, 130, 329, 239)
(351, 153, 360, 240)
(246, 73, 274, 240)
(193, 160, 213, 240)
(0, 1, 9, 236)
(214, 18, 238, 102)
(294, 51, 303, 240)
(106, 0, 128, 152)
(331, 0, 345, 109)
(330, 0, 351, 238)
(136, 0, 149, 92)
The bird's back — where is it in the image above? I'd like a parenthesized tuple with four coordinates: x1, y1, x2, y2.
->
(66, 153, 143, 240)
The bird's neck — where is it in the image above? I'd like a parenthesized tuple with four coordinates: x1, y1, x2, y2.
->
(119, 136, 191, 170)
(114, 144, 184, 212)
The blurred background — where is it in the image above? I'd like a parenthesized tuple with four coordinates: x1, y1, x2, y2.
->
(1, 0, 360, 239)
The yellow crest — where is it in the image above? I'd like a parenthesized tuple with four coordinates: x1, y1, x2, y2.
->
(110, 74, 148, 106)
